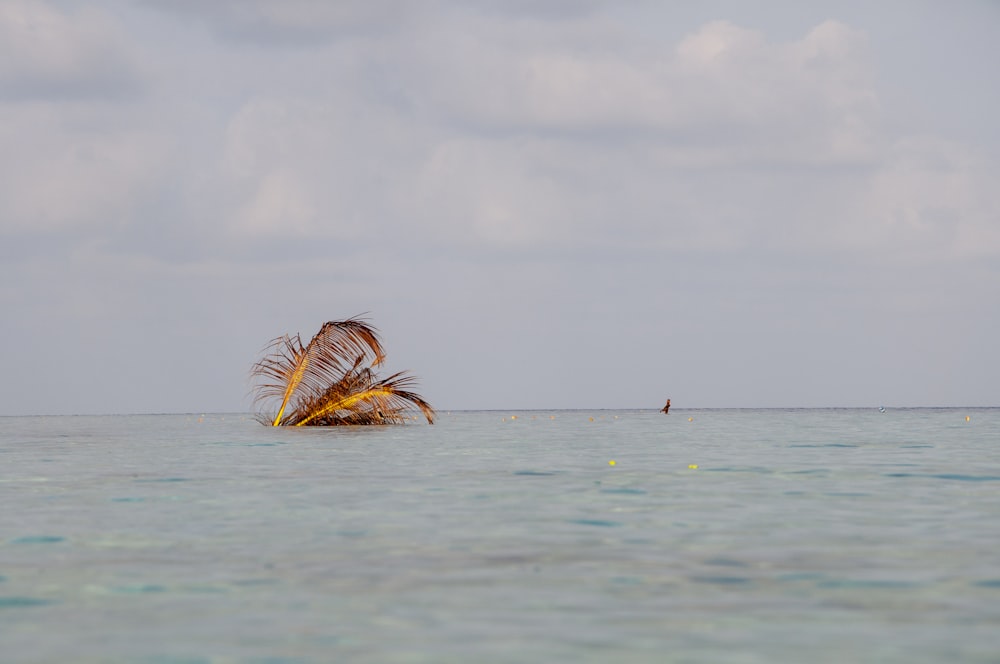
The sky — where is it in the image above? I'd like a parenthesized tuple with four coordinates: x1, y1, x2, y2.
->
(1, 0, 998, 415)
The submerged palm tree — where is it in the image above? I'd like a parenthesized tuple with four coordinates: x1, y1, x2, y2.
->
(251, 317, 435, 426)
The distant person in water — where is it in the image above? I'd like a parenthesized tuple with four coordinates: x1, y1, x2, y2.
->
(661, 399, 671, 414)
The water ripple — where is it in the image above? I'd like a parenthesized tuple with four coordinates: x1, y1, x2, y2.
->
(885, 473, 1000, 482)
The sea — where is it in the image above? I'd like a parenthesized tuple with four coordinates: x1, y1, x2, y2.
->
(1, 408, 999, 663)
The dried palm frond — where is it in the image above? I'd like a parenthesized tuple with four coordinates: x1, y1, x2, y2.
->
(250, 317, 435, 426)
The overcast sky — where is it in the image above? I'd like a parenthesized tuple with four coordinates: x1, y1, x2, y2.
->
(2, 0, 997, 415)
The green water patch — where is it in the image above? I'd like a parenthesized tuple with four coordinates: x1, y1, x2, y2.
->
(690, 575, 751, 585)
(704, 557, 748, 567)
(113, 584, 167, 594)
(232, 578, 281, 587)
(885, 473, 1000, 482)
(0, 596, 56, 608)
(776, 572, 828, 583)
(974, 579, 1000, 588)
(600, 487, 647, 495)
(704, 466, 773, 474)
(513, 470, 559, 476)
(610, 576, 644, 585)
(931, 473, 1000, 482)
(206, 441, 284, 447)
(142, 656, 212, 664)
(570, 518, 622, 527)
(181, 584, 229, 594)
(816, 579, 919, 589)
(10, 535, 65, 544)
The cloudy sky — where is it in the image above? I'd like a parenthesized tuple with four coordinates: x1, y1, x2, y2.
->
(2, 0, 997, 415)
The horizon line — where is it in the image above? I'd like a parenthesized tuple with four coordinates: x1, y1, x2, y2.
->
(2, 405, 997, 418)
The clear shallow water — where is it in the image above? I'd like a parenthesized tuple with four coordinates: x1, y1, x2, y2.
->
(1, 408, 999, 663)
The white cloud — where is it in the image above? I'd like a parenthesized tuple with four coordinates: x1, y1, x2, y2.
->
(674, 19, 765, 64)
(412, 137, 575, 247)
(396, 17, 878, 166)
(197, 14, 997, 269)
(143, 0, 416, 45)
(5, 7, 992, 271)
(861, 136, 1000, 260)
(0, 105, 171, 234)
(220, 98, 369, 239)
(0, 1, 158, 236)
(0, 0, 141, 100)
(236, 169, 318, 236)
(218, 95, 438, 245)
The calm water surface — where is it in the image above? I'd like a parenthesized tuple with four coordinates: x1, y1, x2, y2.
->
(1, 409, 999, 663)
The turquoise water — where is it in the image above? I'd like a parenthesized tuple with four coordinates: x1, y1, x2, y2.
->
(1, 409, 999, 663)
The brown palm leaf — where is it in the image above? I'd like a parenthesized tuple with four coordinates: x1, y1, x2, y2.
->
(251, 317, 434, 426)
(292, 370, 436, 426)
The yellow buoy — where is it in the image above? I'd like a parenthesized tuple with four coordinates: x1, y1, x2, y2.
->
(688, 464, 698, 469)
(608, 460, 616, 466)
(688, 417, 693, 422)
(966, 415, 971, 422)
